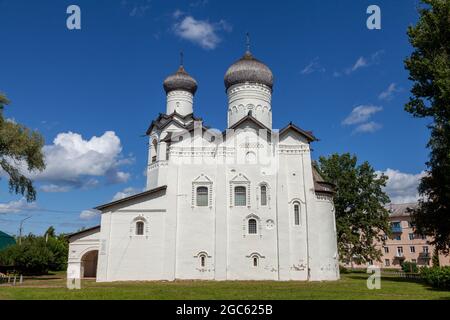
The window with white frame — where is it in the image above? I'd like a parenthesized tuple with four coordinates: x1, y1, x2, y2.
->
(248, 219, 257, 234)
(196, 187, 209, 207)
(294, 202, 301, 226)
(384, 247, 389, 254)
(260, 185, 267, 206)
(136, 221, 144, 236)
(235, 186, 247, 206)
(252, 256, 259, 267)
(410, 246, 415, 253)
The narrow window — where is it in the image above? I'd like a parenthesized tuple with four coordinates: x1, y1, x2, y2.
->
(136, 221, 144, 235)
(384, 247, 389, 254)
(235, 186, 247, 206)
(385, 259, 390, 267)
(260, 186, 267, 206)
(248, 219, 257, 234)
(200, 255, 206, 268)
(253, 256, 259, 267)
(410, 246, 415, 253)
(196, 187, 209, 207)
(294, 203, 300, 226)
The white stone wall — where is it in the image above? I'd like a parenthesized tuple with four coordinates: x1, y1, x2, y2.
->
(166, 90, 194, 116)
(67, 229, 100, 280)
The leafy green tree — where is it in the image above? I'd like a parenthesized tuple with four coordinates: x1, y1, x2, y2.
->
(404, 0, 450, 253)
(316, 153, 391, 264)
(0, 92, 45, 202)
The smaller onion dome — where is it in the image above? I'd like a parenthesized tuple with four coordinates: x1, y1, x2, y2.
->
(224, 51, 274, 91)
(163, 65, 198, 95)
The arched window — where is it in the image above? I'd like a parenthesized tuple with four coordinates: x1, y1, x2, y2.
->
(260, 185, 267, 206)
(136, 221, 145, 235)
(248, 219, 257, 234)
(235, 186, 247, 206)
(200, 254, 206, 268)
(294, 203, 300, 226)
(253, 256, 259, 267)
(196, 187, 209, 207)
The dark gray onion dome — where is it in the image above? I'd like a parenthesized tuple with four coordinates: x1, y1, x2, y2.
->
(224, 51, 274, 91)
(163, 65, 198, 95)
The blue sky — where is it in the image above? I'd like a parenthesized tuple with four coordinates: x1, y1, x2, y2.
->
(0, 0, 429, 235)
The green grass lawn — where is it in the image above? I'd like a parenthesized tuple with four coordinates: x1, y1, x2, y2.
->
(0, 272, 449, 300)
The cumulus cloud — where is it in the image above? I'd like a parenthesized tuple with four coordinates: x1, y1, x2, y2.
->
(21, 131, 133, 192)
(112, 187, 141, 201)
(173, 14, 232, 50)
(80, 209, 101, 221)
(378, 83, 401, 101)
(377, 169, 426, 204)
(301, 57, 325, 75)
(342, 105, 383, 126)
(0, 198, 37, 214)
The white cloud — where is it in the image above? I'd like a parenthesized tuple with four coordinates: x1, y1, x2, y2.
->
(353, 121, 382, 133)
(80, 209, 101, 221)
(377, 169, 426, 204)
(25, 131, 132, 192)
(301, 57, 325, 75)
(112, 187, 141, 202)
(378, 83, 401, 101)
(344, 50, 384, 75)
(342, 105, 383, 126)
(0, 198, 36, 214)
(122, 0, 151, 17)
(173, 15, 231, 50)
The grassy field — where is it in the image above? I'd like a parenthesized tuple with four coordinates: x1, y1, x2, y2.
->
(0, 272, 449, 300)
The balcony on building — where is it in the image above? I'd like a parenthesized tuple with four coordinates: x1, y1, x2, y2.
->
(391, 222, 402, 233)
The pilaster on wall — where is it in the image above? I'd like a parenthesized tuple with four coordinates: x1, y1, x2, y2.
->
(214, 163, 228, 280)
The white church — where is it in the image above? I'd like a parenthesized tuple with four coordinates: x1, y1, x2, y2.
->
(67, 47, 340, 282)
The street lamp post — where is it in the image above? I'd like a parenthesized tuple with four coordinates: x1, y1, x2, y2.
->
(18, 216, 32, 245)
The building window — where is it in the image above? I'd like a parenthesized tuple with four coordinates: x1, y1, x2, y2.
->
(200, 254, 206, 268)
(253, 256, 259, 267)
(248, 219, 257, 234)
(368, 260, 373, 266)
(385, 259, 390, 267)
(397, 247, 404, 256)
(395, 235, 401, 241)
(152, 156, 157, 163)
(384, 247, 389, 254)
(294, 203, 300, 226)
(235, 186, 247, 206)
(423, 246, 429, 254)
(136, 221, 144, 236)
(196, 187, 209, 207)
(409, 233, 414, 240)
(410, 246, 416, 253)
(260, 186, 267, 206)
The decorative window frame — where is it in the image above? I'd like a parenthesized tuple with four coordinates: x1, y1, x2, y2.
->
(289, 198, 305, 227)
(243, 214, 262, 238)
(192, 174, 213, 208)
(130, 215, 149, 239)
(230, 173, 251, 208)
(256, 182, 271, 209)
(246, 252, 265, 267)
(193, 251, 212, 271)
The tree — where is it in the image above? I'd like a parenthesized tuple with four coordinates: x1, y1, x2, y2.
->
(316, 153, 391, 265)
(0, 92, 45, 202)
(404, 0, 450, 253)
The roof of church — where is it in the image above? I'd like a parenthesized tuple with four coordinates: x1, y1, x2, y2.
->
(146, 112, 203, 135)
(163, 65, 198, 95)
(95, 186, 167, 211)
(228, 113, 272, 132)
(279, 123, 318, 143)
(224, 51, 274, 91)
(312, 166, 335, 195)
(67, 225, 101, 241)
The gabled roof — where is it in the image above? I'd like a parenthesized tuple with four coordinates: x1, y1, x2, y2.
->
(228, 113, 272, 133)
(161, 121, 212, 143)
(0, 230, 15, 250)
(146, 112, 203, 135)
(280, 122, 318, 143)
(67, 226, 101, 241)
(95, 186, 167, 211)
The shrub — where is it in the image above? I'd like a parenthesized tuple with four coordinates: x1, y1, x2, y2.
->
(420, 267, 450, 290)
(401, 261, 419, 273)
(339, 265, 349, 274)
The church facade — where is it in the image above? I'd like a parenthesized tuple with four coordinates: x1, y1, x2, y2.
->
(67, 48, 340, 282)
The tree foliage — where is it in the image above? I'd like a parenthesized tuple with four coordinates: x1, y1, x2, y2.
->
(0, 93, 45, 202)
(404, 0, 450, 253)
(317, 153, 391, 264)
(0, 228, 68, 275)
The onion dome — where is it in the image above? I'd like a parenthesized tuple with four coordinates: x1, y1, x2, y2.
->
(224, 51, 274, 91)
(163, 65, 198, 95)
